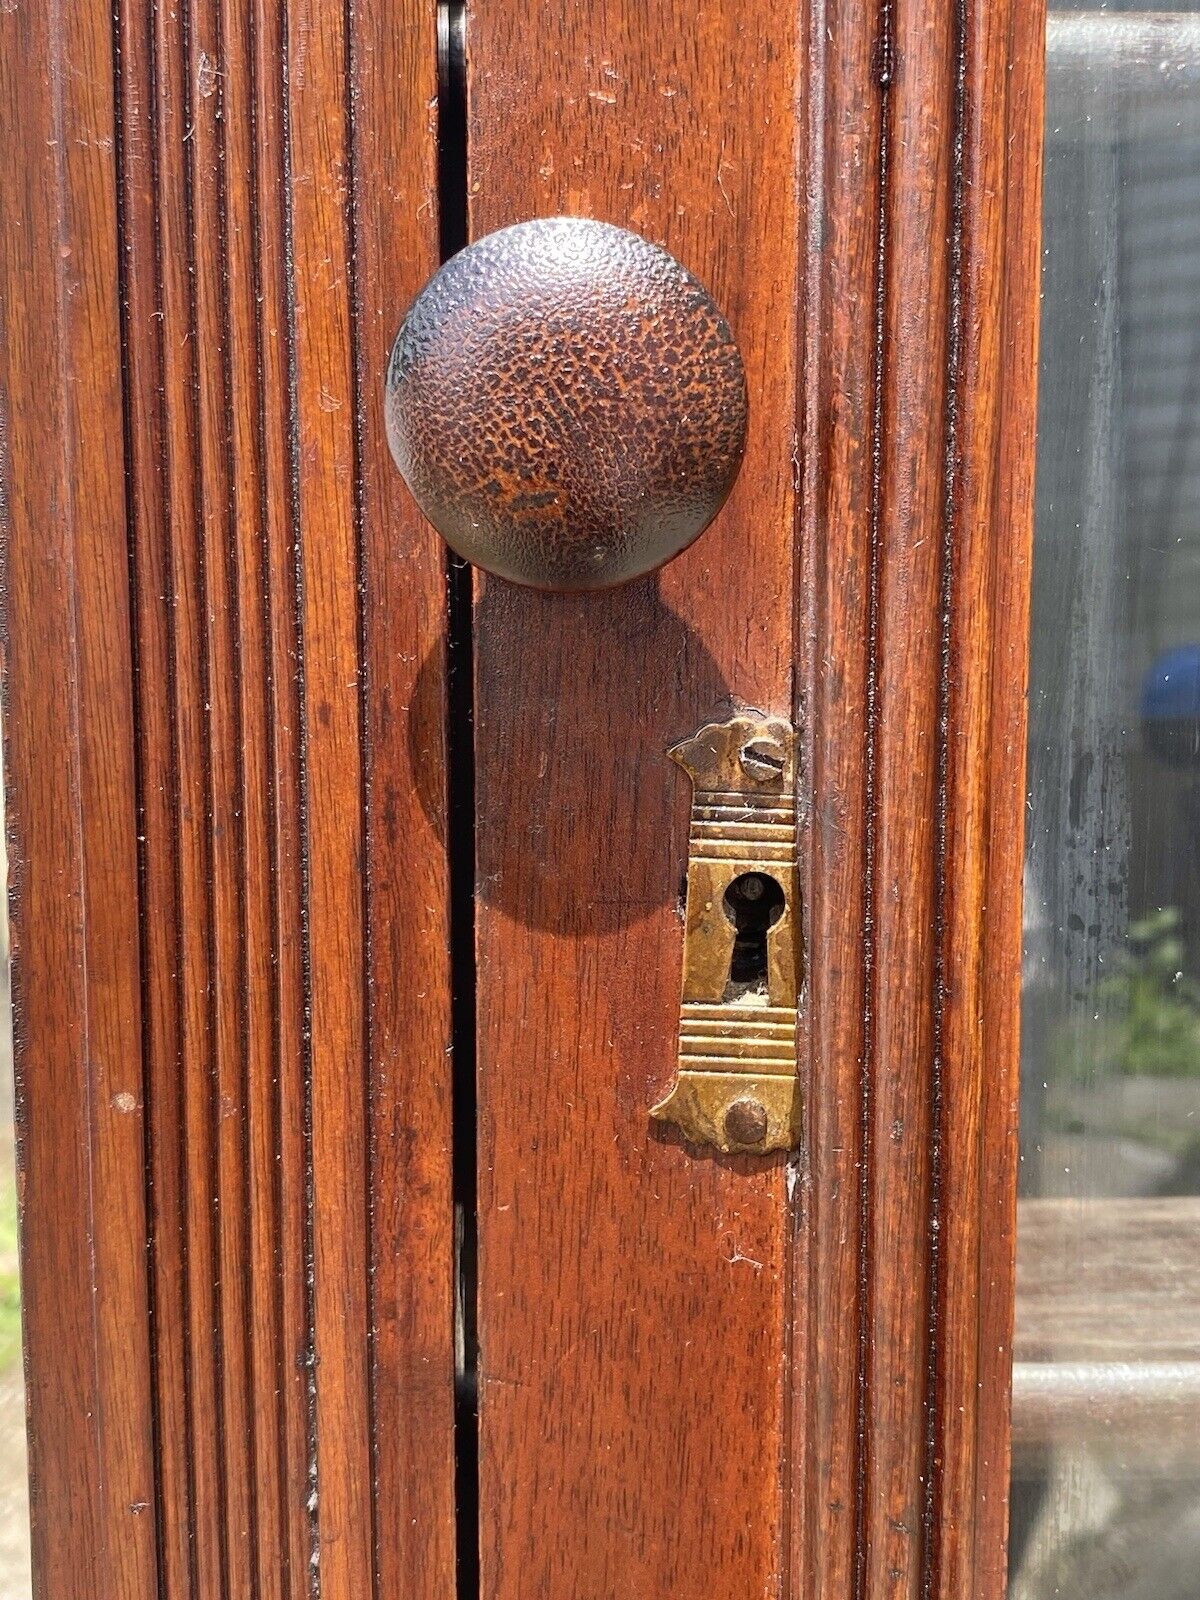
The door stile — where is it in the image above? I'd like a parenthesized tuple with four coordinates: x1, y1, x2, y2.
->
(465, 4, 806, 1595)
(794, 2, 1046, 1598)
(0, 0, 1048, 1593)
(1, 2, 456, 1596)
(0, 0, 160, 1593)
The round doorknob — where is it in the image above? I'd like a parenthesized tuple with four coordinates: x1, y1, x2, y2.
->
(385, 217, 747, 591)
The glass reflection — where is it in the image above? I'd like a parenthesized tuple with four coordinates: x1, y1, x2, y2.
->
(1014, 5, 1200, 1597)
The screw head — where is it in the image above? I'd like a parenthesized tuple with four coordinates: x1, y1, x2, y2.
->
(724, 1097, 769, 1147)
(738, 737, 786, 783)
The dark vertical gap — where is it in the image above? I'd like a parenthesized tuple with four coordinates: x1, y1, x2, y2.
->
(278, 5, 322, 1591)
(109, 2, 168, 1591)
(923, 0, 968, 1594)
(437, 6, 478, 1597)
(855, 6, 893, 1599)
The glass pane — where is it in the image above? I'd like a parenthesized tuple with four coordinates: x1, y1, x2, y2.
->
(1014, 6, 1200, 1597)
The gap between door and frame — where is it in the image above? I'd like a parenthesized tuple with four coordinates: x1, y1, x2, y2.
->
(437, 5, 480, 1596)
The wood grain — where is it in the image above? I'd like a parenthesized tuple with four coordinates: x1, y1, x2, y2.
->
(351, 3, 458, 1593)
(0, 2, 159, 1594)
(828, 0, 1045, 1595)
(2, 1, 453, 1594)
(792, 0, 882, 1592)
(466, 3, 804, 1595)
(943, 3, 1046, 1592)
(795, 1, 1045, 1597)
(462, 0, 1045, 1593)
(1, 0, 1046, 1592)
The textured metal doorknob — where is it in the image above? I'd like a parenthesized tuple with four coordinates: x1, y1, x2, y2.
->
(385, 217, 747, 591)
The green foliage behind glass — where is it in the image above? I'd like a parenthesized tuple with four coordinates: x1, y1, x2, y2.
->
(1062, 907, 1200, 1080)
(0, 1169, 19, 1373)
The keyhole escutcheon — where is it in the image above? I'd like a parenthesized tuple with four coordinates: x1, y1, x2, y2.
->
(722, 872, 786, 993)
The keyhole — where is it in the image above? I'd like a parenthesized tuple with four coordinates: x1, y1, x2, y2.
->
(722, 872, 786, 994)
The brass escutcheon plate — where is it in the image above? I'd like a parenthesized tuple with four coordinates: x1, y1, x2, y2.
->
(651, 712, 801, 1154)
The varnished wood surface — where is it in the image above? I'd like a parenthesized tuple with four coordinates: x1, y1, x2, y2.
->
(467, 3, 1043, 1600)
(798, 1, 1044, 1599)
(1, 2, 455, 1595)
(793, 2, 880, 1594)
(352, 6, 460, 1594)
(466, 5, 805, 1598)
(0, 4, 158, 1593)
(2, 0, 1045, 1595)
(933, 0, 1045, 1593)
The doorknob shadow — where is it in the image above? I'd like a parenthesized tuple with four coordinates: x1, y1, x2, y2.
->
(405, 574, 732, 937)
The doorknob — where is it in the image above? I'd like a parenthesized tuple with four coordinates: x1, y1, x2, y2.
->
(385, 216, 747, 591)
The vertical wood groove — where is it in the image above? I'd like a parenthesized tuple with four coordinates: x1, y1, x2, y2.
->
(856, 1, 893, 1592)
(930, 0, 1045, 1592)
(796, 0, 886, 1588)
(189, 0, 233, 1584)
(339, 5, 382, 1592)
(2, 0, 452, 1578)
(29, 2, 453, 1595)
(789, 0, 827, 1589)
(797, 3, 1043, 1598)
(248, 2, 305, 1591)
(277, 16, 322, 1584)
(923, 0, 969, 1588)
(215, 0, 261, 1580)
(123, 0, 198, 1582)
(4, 1, 1037, 1594)
(111, 3, 171, 1590)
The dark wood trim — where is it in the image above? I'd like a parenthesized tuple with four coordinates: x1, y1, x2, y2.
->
(464, 2, 1045, 1598)
(0, 3, 158, 1591)
(933, 1, 1045, 1592)
(1, 0, 1046, 1593)
(792, 0, 882, 1590)
(352, 2, 460, 1593)
(797, 2, 1044, 1598)
(0, 2, 455, 1595)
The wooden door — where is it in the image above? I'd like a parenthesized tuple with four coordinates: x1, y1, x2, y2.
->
(0, 1, 1044, 1597)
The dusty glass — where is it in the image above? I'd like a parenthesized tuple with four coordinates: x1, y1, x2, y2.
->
(1013, 6, 1200, 1597)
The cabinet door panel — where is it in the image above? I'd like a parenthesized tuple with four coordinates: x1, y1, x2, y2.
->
(466, 6, 803, 1598)
(0, 0, 1045, 1595)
